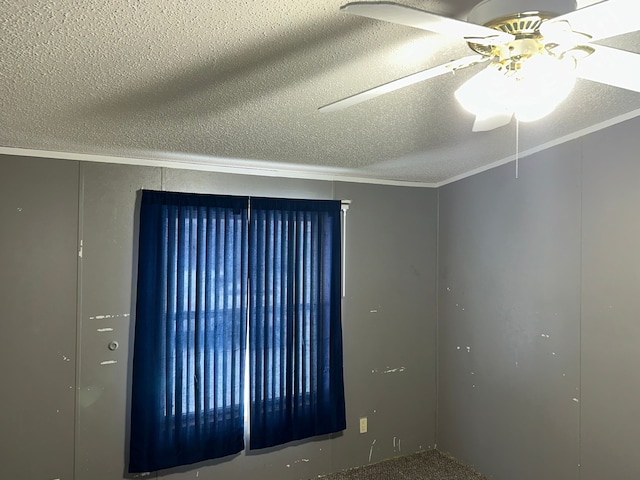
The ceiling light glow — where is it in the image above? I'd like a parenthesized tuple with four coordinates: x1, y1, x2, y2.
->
(455, 52, 576, 123)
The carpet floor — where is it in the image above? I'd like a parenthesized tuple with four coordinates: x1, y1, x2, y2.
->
(317, 450, 489, 480)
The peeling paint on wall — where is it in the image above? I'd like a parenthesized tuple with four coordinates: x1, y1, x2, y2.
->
(372, 367, 406, 374)
(89, 313, 130, 320)
(368, 439, 377, 463)
(382, 367, 406, 374)
(393, 436, 402, 452)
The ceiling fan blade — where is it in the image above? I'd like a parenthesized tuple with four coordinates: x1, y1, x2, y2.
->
(576, 45, 640, 93)
(472, 111, 513, 132)
(341, 2, 515, 46)
(541, 0, 640, 42)
(319, 55, 487, 113)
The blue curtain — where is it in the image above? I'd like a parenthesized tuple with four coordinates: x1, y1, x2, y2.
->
(248, 198, 346, 449)
(129, 191, 249, 473)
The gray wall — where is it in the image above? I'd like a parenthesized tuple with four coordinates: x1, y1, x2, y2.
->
(5, 113, 640, 480)
(437, 115, 640, 480)
(333, 182, 438, 471)
(0, 157, 79, 480)
(580, 119, 640, 480)
(0, 157, 437, 480)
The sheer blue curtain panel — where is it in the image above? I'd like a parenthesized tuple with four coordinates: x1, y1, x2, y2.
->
(248, 197, 346, 449)
(129, 191, 249, 473)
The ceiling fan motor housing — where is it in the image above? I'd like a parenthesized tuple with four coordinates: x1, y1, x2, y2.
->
(467, 0, 577, 26)
(466, 0, 578, 60)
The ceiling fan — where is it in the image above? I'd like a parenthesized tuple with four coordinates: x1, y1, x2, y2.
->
(319, 0, 640, 131)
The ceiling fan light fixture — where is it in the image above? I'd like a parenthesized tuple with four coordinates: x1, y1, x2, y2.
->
(329, 0, 640, 133)
(454, 63, 510, 116)
(455, 52, 576, 124)
(512, 54, 576, 121)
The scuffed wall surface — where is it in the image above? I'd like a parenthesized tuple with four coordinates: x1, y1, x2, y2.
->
(580, 119, 640, 480)
(438, 142, 583, 479)
(437, 115, 640, 480)
(332, 183, 438, 471)
(0, 156, 437, 480)
(0, 156, 79, 480)
(75, 163, 162, 479)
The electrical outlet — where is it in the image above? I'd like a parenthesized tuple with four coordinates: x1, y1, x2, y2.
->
(359, 417, 367, 434)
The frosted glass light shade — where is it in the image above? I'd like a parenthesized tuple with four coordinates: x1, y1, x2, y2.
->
(454, 63, 512, 117)
(513, 55, 576, 121)
(455, 54, 576, 124)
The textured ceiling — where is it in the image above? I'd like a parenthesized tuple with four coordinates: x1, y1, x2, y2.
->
(2, 0, 640, 185)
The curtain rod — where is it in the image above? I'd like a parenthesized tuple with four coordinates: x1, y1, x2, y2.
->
(340, 201, 350, 297)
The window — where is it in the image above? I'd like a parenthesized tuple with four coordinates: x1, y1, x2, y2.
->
(129, 191, 345, 473)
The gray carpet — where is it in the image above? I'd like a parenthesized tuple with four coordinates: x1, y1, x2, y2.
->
(317, 450, 489, 480)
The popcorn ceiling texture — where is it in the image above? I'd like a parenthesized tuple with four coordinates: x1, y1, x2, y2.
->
(2, 0, 640, 183)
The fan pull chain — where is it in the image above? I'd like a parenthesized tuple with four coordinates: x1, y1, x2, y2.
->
(515, 118, 520, 179)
